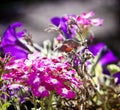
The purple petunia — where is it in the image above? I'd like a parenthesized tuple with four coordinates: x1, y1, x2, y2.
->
(88, 43, 118, 66)
(88, 42, 120, 84)
(0, 22, 30, 59)
(51, 15, 76, 39)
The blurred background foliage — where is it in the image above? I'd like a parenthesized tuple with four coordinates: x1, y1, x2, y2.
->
(0, 0, 120, 58)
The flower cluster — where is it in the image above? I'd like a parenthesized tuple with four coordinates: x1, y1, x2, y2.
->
(2, 53, 81, 99)
(51, 11, 103, 39)
(0, 11, 120, 110)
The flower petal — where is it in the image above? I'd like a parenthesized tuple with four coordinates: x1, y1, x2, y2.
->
(100, 51, 118, 66)
(2, 45, 28, 59)
(51, 17, 61, 26)
(113, 72, 120, 84)
(89, 43, 105, 56)
(1, 22, 26, 47)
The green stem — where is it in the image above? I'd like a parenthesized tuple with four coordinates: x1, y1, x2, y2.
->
(32, 93, 37, 110)
(103, 96, 109, 110)
(0, 100, 3, 110)
(47, 92, 53, 110)
(40, 100, 44, 110)
(16, 102, 21, 110)
(40, 99, 44, 110)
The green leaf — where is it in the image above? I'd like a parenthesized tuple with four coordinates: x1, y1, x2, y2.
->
(107, 64, 120, 74)
(0, 102, 11, 110)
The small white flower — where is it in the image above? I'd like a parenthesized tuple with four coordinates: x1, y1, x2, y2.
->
(51, 78, 58, 84)
(62, 88, 68, 94)
(38, 86, 46, 93)
(33, 77, 40, 83)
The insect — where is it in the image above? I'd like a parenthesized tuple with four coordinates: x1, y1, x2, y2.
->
(55, 39, 81, 53)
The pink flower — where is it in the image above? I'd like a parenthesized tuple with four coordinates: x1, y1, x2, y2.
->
(51, 11, 103, 39)
(91, 18, 104, 26)
(56, 86, 76, 98)
(80, 11, 95, 18)
(77, 11, 103, 27)
(32, 85, 50, 98)
(2, 53, 82, 99)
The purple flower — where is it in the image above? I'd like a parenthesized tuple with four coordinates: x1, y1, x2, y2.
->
(88, 43, 118, 66)
(89, 42, 119, 84)
(51, 11, 103, 39)
(113, 72, 120, 84)
(51, 15, 76, 39)
(0, 22, 30, 59)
